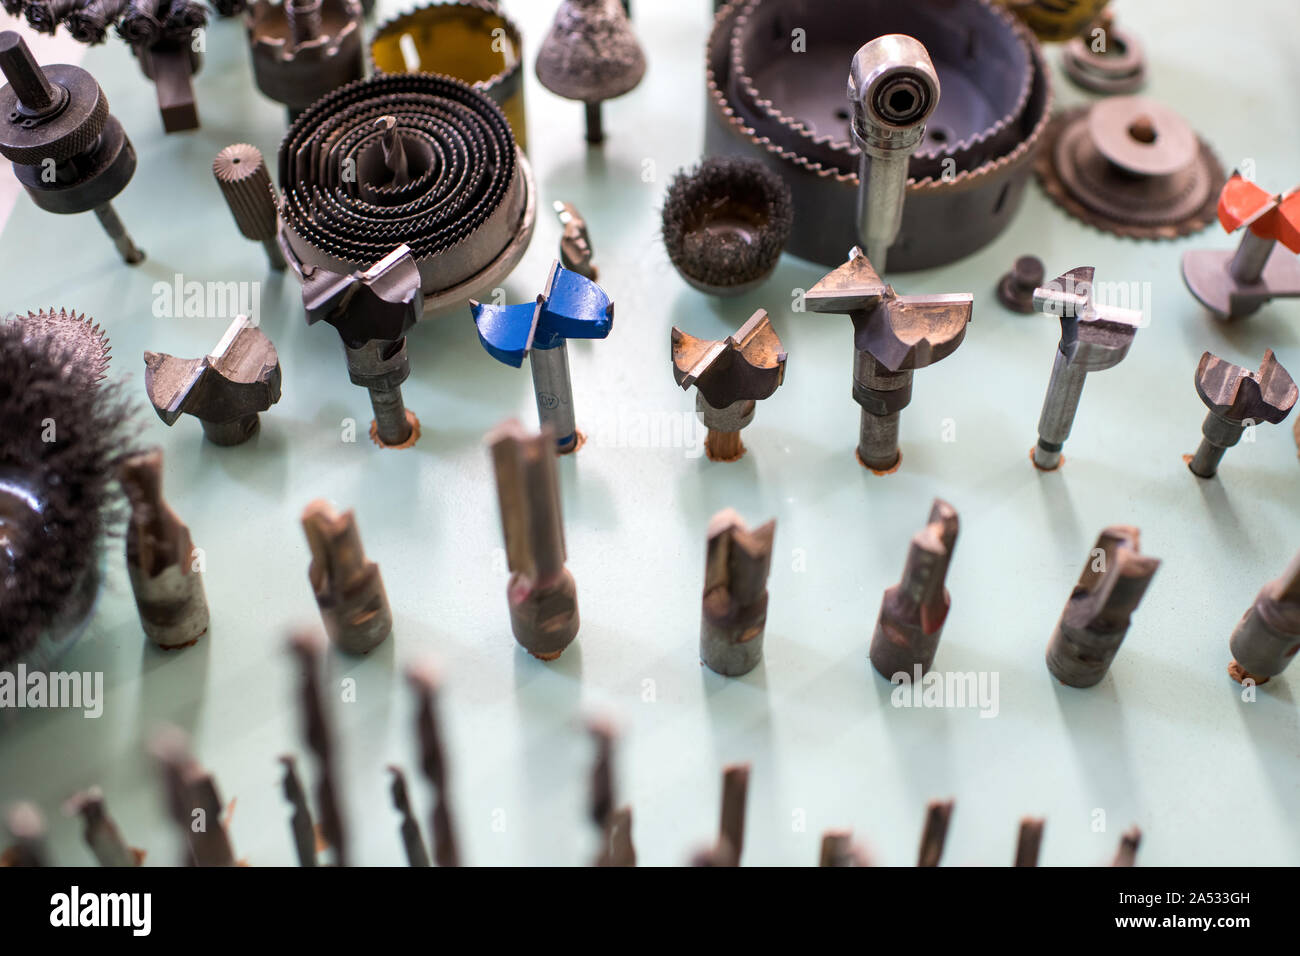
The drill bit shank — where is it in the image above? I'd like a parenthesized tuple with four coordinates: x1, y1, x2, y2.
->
(1228, 549, 1300, 684)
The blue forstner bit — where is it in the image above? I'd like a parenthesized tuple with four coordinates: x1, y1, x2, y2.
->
(470, 260, 614, 453)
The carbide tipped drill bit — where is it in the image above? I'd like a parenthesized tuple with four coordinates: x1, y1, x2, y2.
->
(1014, 817, 1045, 867)
(819, 830, 872, 867)
(1188, 350, 1297, 478)
(388, 766, 430, 868)
(65, 788, 141, 867)
(672, 309, 787, 462)
(213, 143, 286, 271)
(149, 725, 236, 866)
(279, 755, 318, 867)
(917, 798, 953, 867)
(288, 631, 348, 866)
(1046, 527, 1160, 688)
(1228, 549, 1300, 685)
(1112, 826, 1141, 867)
(301, 500, 392, 655)
(1031, 266, 1143, 471)
(487, 419, 580, 660)
(408, 659, 459, 867)
(870, 499, 959, 680)
(700, 509, 776, 677)
(718, 763, 750, 866)
(555, 200, 598, 280)
(3, 802, 48, 866)
(587, 718, 635, 867)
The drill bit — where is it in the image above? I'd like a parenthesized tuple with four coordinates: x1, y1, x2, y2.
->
(1112, 826, 1141, 867)
(718, 763, 750, 866)
(408, 659, 459, 867)
(1031, 266, 1143, 471)
(487, 419, 581, 660)
(65, 788, 142, 867)
(1014, 817, 1045, 867)
(699, 509, 776, 677)
(587, 718, 636, 866)
(288, 631, 348, 866)
(917, 798, 953, 867)
(119, 449, 210, 650)
(1188, 350, 1296, 478)
(149, 725, 236, 866)
(555, 200, 598, 280)
(848, 34, 939, 273)
(145, 315, 282, 445)
(1046, 527, 1160, 688)
(870, 499, 959, 680)
(279, 755, 318, 867)
(1228, 549, 1300, 685)
(301, 500, 392, 655)
(213, 143, 286, 271)
(387, 766, 430, 867)
(671, 309, 787, 462)
(3, 802, 48, 866)
(807, 249, 971, 471)
(819, 830, 872, 867)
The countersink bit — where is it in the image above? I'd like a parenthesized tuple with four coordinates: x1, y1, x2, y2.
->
(471, 261, 614, 454)
(554, 200, 598, 280)
(1014, 817, 1045, 867)
(388, 766, 430, 868)
(587, 718, 635, 866)
(848, 34, 940, 273)
(870, 499, 959, 680)
(917, 798, 953, 867)
(1187, 350, 1296, 479)
(1182, 172, 1300, 320)
(65, 788, 142, 867)
(718, 763, 750, 866)
(671, 309, 787, 462)
(0, 31, 144, 265)
(213, 143, 286, 272)
(1031, 265, 1144, 471)
(303, 243, 423, 448)
(1228, 549, 1300, 685)
(120, 449, 210, 650)
(700, 509, 776, 677)
(487, 420, 580, 660)
(289, 631, 348, 866)
(819, 830, 872, 867)
(807, 248, 972, 471)
(149, 726, 236, 866)
(3, 803, 48, 866)
(1112, 826, 1141, 867)
(144, 316, 282, 446)
(997, 255, 1045, 314)
(279, 755, 318, 867)
(408, 660, 460, 867)
(1046, 526, 1160, 688)
(301, 500, 392, 655)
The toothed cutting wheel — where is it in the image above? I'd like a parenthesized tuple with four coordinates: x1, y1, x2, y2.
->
(17, 308, 111, 387)
(277, 72, 536, 316)
(1036, 96, 1224, 240)
(706, 0, 1052, 271)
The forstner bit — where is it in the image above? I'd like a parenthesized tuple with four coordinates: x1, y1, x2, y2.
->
(64, 788, 142, 868)
(408, 659, 459, 867)
(1228, 549, 1300, 685)
(807, 248, 972, 472)
(301, 500, 392, 655)
(1046, 526, 1160, 688)
(672, 310, 787, 462)
(1031, 266, 1144, 471)
(213, 143, 286, 271)
(144, 315, 282, 446)
(869, 498, 959, 680)
(487, 419, 580, 660)
(1187, 350, 1296, 479)
(699, 509, 776, 677)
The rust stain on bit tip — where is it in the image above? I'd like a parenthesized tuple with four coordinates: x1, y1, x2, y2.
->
(1227, 660, 1268, 685)
(370, 410, 421, 449)
(1030, 447, 1064, 471)
(857, 449, 901, 474)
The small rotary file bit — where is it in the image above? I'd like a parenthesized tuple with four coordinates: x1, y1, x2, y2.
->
(65, 788, 142, 867)
(301, 500, 392, 655)
(672, 309, 787, 462)
(917, 798, 953, 867)
(587, 718, 635, 867)
(1228, 549, 1300, 685)
(1046, 527, 1160, 688)
(303, 244, 423, 448)
(213, 143, 286, 271)
(120, 449, 209, 650)
(408, 660, 460, 867)
(144, 316, 282, 446)
(848, 35, 940, 272)
(289, 631, 349, 866)
(2, 803, 48, 866)
(555, 201, 598, 280)
(149, 725, 236, 866)
(869, 499, 959, 680)
(1112, 826, 1141, 867)
(279, 755, 318, 867)
(1030, 266, 1143, 471)
(488, 419, 580, 660)
(1014, 817, 1045, 867)
(0, 31, 144, 264)
(1187, 350, 1296, 479)
(1182, 172, 1300, 320)
(388, 766, 430, 868)
(807, 249, 971, 471)
(700, 509, 776, 677)
(819, 830, 872, 867)
(472, 261, 614, 454)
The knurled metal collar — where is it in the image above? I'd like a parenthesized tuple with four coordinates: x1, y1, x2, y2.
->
(0, 64, 108, 166)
